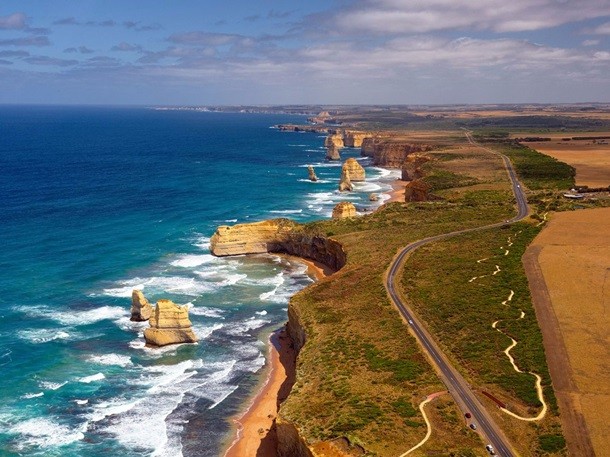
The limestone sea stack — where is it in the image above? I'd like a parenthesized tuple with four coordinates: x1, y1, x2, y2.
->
(326, 145, 341, 161)
(144, 299, 198, 347)
(339, 168, 353, 192)
(332, 202, 356, 219)
(325, 134, 344, 161)
(307, 165, 318, 182)
(131, 289, 152, 321)
(369, 193, 379, 202)
(342, 158, 365, 182)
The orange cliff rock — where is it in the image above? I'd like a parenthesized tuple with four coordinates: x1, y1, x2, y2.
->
(144, 299, 198, 347)
(404, 179, 432, 202)
(307, 165, 318, 182)
(210, 219, 347, 272)
(342, 130, 369, 148)
(361, 138, 433, 168)
(338, 168, 353, 192)
(401, 153, 432, 180)
(131, 289, 153, 321)
(332, 202, 356, 219)
(342, 158, 365, 182)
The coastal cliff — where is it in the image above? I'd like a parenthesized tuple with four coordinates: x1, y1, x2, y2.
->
(211, 219, 352, 456)
(210, 219, 347, 271)
(361, 138, 433, 168)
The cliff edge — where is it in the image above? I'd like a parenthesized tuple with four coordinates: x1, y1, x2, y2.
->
(210, 219, 346, 272)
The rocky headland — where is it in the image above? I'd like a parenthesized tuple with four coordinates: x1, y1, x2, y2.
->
(361, 137, 433, 167)
(210, 219, 346, 272)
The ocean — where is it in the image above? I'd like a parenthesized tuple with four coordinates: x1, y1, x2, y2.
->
(0, 106, 398, 457)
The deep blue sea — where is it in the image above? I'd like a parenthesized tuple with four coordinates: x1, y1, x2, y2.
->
(0, 106, 398, 457)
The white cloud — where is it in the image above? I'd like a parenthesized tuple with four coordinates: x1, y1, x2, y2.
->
(333, 0, 610, 33)
(0, 12, 27, 30)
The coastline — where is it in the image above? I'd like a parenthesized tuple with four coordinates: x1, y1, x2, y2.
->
(222, 174, 401, 456)
(223, 256, 330, 457)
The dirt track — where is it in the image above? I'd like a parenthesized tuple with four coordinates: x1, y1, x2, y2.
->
(524, 208, 610, 456)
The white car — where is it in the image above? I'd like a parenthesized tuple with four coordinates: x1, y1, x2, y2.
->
(486, 444, 496, 455)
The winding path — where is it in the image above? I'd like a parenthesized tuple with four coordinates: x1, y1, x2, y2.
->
(398, 391, 447, 457)
(386, 132, 528, 457)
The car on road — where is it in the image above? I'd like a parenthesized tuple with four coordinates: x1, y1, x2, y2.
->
(486, 444, 496, 455)
(469, 423, 477, 430)
(408, 319, 413, 324)
(464, 412, 471, 418)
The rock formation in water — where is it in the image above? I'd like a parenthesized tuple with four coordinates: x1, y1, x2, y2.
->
(401, 154, 431, 180)
(325, 134, 344, 150)
(210, 219, 347, 271)
(131, 289, 153, 321)
(325, 145, 341, 161)
(361, 138, 433, 168)
(307, 165, 318, 182)
(342, 158, 365, 182)
(332, 202, 356, 219)
(325, 134, 344, 161)
(369, 193, 379, 202)
(404, 179, 431, 202)
(338, 168, 353, 192)
(143, 299, 198, 346)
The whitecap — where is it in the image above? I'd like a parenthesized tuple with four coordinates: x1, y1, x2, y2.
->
(10, 417, 85, 449)
(186, 305, 225, 318)
(74, 399, 89, 405)
(191, 322, 224, 339)
(170, 254, 216, 268)
(39, 380, 67, 391)
(79, 373, 105, 383)
(87, 354, 133, 368)
(21, 392, 44, 399)
(255, 310, 268, 316)
(17, 328, 72, 344)
(269, 209, 303, 214)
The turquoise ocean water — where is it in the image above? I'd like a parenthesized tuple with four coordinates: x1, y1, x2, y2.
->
(0, 106, 398, 456)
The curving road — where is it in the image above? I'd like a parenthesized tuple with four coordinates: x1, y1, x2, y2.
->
(385, 132, 529, 457)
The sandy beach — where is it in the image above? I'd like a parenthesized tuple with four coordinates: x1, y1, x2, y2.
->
(223, 256, 330, 457)
(387, 179, 408, 203)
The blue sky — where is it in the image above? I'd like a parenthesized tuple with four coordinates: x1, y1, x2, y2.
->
(1, 0, 610, 105)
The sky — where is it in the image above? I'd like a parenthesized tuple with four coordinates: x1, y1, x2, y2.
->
(1, 0, 610, 105)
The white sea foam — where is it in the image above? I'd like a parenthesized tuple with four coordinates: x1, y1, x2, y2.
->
(352, 182, 382, 192)
(17, 328, 72, 344)
(104, 276, 216, 297)
(219, 273, 247, 286)
(225, 318, 270, 336)
(10, 417, 85, 449)
(194, 236, 211, 250)
(38, 380, 67, 391)
(191, 322, 224, 339)
(186, 305, 225, 318)
(89, 398, 141, 422)
(255, 310, 268, 316)
(87, 354, 133, 368)
(297, 178, 331, 183)
(170, 254, 216, 268)
(21, 392, 44, 399)
(224, 218, 238, 223)
(74, 399, 89, 405)
(79, 373, 105, 383)
(269, 209, 303, 214)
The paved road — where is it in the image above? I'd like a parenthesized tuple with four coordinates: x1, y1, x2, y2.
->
(385, 133, 529, 457)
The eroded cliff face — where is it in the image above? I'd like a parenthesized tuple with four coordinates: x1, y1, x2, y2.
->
(342, 131, 369, 148)
(332, 201, 356, 219)
(210, 219, 347, 271)
(401, 153, 432, 180)
(361, 138, 433, 168)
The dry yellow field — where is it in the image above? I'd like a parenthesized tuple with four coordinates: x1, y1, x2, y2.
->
(526, 140, 610, 187)
(526, 208, 610, 456)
